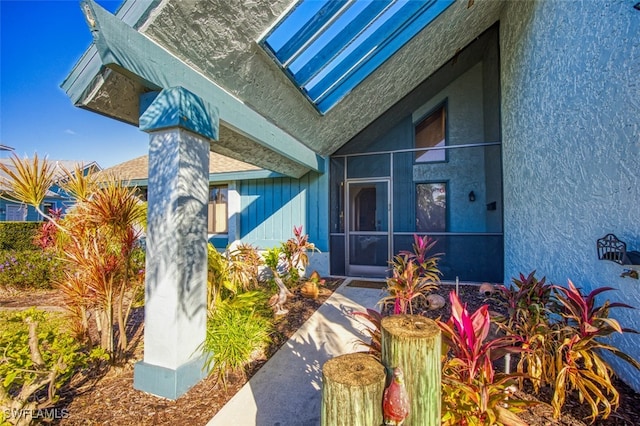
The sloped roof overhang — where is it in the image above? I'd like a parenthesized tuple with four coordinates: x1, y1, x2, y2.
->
(64, 0, 506, 169)
(65, 0, 324, 179)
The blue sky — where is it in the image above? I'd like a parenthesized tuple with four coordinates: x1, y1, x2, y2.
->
(1, 0, 148, 169)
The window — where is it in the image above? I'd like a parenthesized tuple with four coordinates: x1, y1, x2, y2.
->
(6, 204, 27, 221)
(135, 188, 148, 202)
(42, 202, 54, 218)
(415, 105, 446, 162)
(208, 185, 228, 234)
(416, 183, 446, 232)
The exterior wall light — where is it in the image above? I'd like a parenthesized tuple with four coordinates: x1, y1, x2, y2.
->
(468, 191, 476, 202)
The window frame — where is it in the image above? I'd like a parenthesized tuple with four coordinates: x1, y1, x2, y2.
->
(6, 203, 27, 222)
(207, 185, 229, 235)
(415, 181, 448, 233)
(414, 100, 448, 164)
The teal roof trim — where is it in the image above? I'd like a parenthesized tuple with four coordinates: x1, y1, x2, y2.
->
(261, 0, 455, 114)
(122, 170, 285, 188)
(76, 0, 324, 177)
(61, 0, 160, 105)
(139, 87, 219, 140)
(209, 170, 285, 182)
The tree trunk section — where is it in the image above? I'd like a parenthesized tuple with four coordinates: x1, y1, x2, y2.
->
(321, 352, 386, 426)
(381, 315, 441, 426)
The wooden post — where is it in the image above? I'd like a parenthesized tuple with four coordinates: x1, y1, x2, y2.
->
(321, 352, 386, 426)
(381, 315, 441, 426)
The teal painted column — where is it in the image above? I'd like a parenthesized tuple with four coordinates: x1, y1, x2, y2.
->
(133, 87, 219, 399)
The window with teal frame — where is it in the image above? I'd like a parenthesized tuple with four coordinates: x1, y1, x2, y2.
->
(260, 0, 455, 114)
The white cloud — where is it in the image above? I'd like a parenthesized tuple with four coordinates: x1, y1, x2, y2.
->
(64, 129, 77, 135)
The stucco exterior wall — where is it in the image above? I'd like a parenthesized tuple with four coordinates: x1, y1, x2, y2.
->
(501, 0, 640, 390)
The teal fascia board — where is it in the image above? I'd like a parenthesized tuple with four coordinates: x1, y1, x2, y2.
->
(208, 170, 284, 182)
(122, 171, 283, 188)
(62, 0, 160, 105)
(127, 178, 149, 187)
(139, 87, 219, 140)
(79, 0, 324, 175)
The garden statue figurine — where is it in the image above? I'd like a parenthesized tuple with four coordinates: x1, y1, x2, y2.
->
(383, 367, 410, 425)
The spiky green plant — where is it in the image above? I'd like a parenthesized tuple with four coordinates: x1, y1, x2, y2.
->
(398, 234, 442, 283)
(493, 274, 640, 422)
(58, 163, 99, 202)
(492, 272, 557, 391)
(0, 155, 145, 361)
(0, 154, 55, 216)
(380, 259, 437, 314)
(202, 294, 272, 385)
(280, 225, 318, 280)
(57, 179, 144, 359)
(380, 234, 441, 315)
(352, 308, 384, 359)
(207, 243, 264, 311)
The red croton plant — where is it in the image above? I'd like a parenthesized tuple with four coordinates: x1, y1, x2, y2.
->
(550, 280, 640, 421)
(438, 291, 529, 426)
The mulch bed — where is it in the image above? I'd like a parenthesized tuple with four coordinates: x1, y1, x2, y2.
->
(2, 280, 639, 425)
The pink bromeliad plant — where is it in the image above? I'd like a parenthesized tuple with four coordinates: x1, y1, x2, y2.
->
(398, 234, 442, 282)
(438, 291, 529, 426)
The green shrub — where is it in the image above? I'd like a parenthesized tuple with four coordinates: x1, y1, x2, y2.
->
(0, 309, 103, 423)
(0, 250, 63, 290)
(0, 222, 41, 251)
(202, 292, 273, 384)
(0, 250, 63, 289)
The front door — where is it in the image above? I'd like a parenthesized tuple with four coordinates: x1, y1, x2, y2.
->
(346, 180, 390, 276)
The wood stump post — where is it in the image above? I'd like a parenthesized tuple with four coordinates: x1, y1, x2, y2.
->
(321, 352, 386, 426)
(381, 315, 441, 426)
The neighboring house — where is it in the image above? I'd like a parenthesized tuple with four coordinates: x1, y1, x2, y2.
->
(0, 159, 101, 221)
(63, 0, 640, 396)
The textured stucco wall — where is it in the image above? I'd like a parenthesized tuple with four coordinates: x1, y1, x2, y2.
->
(142, 0, 504, 157)
(501, 0, 640, 390)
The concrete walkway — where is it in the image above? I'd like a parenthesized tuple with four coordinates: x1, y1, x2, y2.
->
(207, 278, 384, 426)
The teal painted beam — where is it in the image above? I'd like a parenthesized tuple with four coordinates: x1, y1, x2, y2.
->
(80, 0, 324, 176)
(62, 0, 160, 105)
(209, 170, 284, 182)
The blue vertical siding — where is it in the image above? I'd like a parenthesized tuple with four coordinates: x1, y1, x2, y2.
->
(0, 198, 63, 222)
(239, 170, 329, 252)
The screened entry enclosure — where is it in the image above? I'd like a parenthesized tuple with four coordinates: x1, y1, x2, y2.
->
(330, 144, 503, 282)
(329, 30, 503, 282)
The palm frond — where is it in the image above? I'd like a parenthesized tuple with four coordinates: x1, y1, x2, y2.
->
(0, 153, 55, 209)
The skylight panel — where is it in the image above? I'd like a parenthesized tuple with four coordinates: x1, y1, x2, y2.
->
(261, 0, 455, 114)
